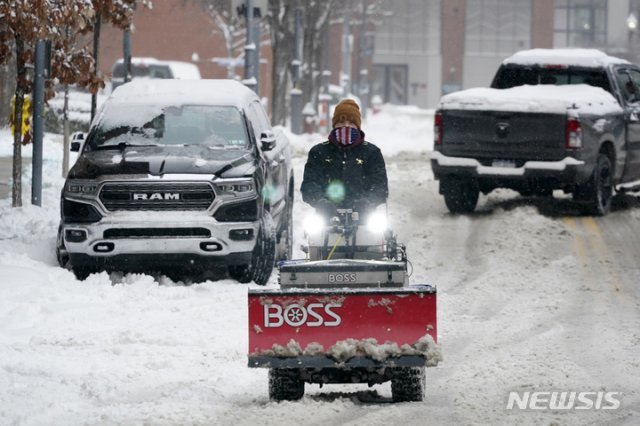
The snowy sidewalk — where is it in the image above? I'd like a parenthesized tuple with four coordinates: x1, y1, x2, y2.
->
(0, 156, 18, 200)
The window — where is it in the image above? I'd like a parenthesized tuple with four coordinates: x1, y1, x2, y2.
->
(554, 0, 607, 48)
(375, 0, 441, 55)
(493, 65, 612, 94)
(465, 0, 531, 55)
(371, 64, 408, 104)
(616, 68, 640, 103)
(89, 105, 248, 148)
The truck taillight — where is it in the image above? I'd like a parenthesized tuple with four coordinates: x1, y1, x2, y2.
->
(434, 112, 443, 145)
(566, 117, 582, 149)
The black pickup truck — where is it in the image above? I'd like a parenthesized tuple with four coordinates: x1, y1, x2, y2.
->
(56, 79, 293, 284)
(432, 49, 640, 215)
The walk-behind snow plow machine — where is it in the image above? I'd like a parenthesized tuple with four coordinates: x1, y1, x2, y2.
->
(248, 208, 440, 402)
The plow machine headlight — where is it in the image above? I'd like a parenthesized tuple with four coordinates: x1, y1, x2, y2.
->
(366, 212, 388, 233)
(303, 213, 325, 236)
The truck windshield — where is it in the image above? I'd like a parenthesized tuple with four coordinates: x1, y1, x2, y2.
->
(86, 105, 250, 150)
(492, 66, 612, 94)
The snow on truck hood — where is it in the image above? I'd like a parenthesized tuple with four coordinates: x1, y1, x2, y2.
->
(68, 146, 256, 179)
(438, 84, 623, 115)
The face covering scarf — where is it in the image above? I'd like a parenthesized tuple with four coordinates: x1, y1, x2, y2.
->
(330, 127, 362, 147)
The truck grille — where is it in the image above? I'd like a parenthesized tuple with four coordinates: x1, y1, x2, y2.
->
(104, 228, 211, 239)
(100, 182, 214, 211)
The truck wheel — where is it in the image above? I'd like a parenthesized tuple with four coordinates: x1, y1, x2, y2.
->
(276, 196, 293, 261)
(56, 225, 69, 268)
(268, 368, 304, 401)
(391, 367, 425, 402)
(441, 177, 479, 214)
(574, 153, 613, 216)
(228, 213, 276, 285)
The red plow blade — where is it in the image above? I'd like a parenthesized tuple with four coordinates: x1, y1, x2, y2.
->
(248, 286, 437, 367)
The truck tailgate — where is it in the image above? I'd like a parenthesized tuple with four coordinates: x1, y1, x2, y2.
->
(441, 110, 568, 161)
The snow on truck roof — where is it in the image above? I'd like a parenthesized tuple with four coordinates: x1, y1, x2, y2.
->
(439, 85, 622, 116)
(503, 48, 629, 68)
(108, 79, 259, 109)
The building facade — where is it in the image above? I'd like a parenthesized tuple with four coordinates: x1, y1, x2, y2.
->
(371, 0, 635, 109)
(98, 1, 273, 101)
(98, 1, 638, 114)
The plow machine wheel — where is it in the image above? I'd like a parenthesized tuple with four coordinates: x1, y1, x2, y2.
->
(268, 368, 304, 401)
(391, 367, 425, 402)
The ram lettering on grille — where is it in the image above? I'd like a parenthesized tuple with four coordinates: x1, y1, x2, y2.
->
(132, 193, 180, 200)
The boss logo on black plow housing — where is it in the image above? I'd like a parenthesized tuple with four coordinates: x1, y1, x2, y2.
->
(264, 302, 342, 327)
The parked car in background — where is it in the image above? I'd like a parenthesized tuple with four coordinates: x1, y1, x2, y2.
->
(56, 79, 293, 284)
(432, 49, 640, 216)
(111, 57, 201, 90)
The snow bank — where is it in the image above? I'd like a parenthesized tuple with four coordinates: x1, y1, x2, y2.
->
(438, 84, 622, 115)
(281, 103, 434, 158)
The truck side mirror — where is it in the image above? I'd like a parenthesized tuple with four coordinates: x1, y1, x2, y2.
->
(70, 131, 86, 152)
(260, 130, 276, 152)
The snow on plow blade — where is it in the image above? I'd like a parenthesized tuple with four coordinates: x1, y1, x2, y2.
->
(248, 286, 438, 368)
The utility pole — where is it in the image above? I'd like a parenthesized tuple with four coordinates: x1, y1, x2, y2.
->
(358, 0, 369, 119)
(243, 0, 257, 92)
(319, 29, 332, 134)
(123, 27, 132, 83)
(91, 12, 101, 122)
(252, 10, 261, 95)
(62, 26, 70, 178)
(32, 39, 48, 206)
(290, 7, 303, 134)
(341, 0, 352, 97)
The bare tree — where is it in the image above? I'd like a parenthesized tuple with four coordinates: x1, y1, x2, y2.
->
(266, 0, 297, 126)
(299, 1, 338, 111)
(189, 0, 246, 78)
(189, 0, 338, 126)
(0, 50, 15, 126)
(0, 0, 142, 207)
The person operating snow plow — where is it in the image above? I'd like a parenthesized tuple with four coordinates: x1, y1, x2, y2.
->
(249, 101, 439, 403)
(301, 99, 389, 218)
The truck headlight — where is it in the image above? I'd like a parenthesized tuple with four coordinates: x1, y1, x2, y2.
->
(65, 181, 99, 197)
(214, 178, 256, 199)
(62, 199, 102, 223)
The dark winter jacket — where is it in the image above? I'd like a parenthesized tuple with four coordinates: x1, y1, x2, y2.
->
(301, 134, 389, 209)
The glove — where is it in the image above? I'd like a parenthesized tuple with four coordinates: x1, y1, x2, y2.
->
(353, 198, 373, 214)
(315, 198, 337, 218)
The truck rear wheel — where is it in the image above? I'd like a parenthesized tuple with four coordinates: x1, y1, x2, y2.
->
(441, 177, 479, 214)
(574, 153, 613, 216)
(268, 368, 304, 401)
(228, 213, 276, 285)
(391, 367, 425, 402)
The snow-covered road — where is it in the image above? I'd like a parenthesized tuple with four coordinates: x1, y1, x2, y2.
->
(1, 106, 639, 425)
